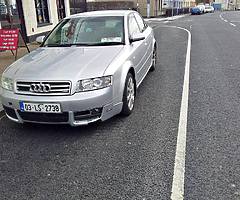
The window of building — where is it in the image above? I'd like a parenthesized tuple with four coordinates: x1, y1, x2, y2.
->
(56, 0, 65, 20)
(35, 0, 50, 25)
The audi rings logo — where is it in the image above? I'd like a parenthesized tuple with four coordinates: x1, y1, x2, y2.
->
(30, 83, 51, 93)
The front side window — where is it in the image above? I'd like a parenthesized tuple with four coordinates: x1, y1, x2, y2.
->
(43, 16, 124, 46)
(128, 14, 140, 37)
(134, 13, 145, 32)
(35, 0, 50, 25)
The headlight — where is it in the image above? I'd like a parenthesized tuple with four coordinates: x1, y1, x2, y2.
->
(1, 76, 13, 91)
(76, 76, 112, 92)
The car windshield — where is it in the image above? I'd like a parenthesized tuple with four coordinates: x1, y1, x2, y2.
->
(42, 16, 124, 47)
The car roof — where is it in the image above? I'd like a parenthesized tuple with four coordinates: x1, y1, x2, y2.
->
(65, 10, 135, 19)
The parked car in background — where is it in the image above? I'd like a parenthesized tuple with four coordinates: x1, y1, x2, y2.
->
(205, 6, 214, 13)
(0, 10, 157, 126)
(191, 7, 202, 15)
(197, 5, 206, 14)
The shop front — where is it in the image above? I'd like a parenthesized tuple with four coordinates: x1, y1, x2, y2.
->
(0, 0, 28, 42)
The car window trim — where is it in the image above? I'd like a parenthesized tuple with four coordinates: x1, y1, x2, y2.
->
(42, 17, 126, 47)
(127, 13, 142, 42)
(40, 19, 66, 47)
(133, 13, 146, 33)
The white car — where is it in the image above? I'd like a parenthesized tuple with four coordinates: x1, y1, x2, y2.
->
(205, 6, 214, 13)
(0, 10, 157, 126)
(197, 5, 206, 13)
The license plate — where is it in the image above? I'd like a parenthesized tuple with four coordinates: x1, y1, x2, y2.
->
(19, 102, 61, 113)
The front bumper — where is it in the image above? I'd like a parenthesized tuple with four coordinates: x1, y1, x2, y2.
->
(0, 87, 122, 126)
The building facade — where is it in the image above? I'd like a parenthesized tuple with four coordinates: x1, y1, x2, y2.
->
(87, 0, 162, 17)
(0, 0, 87, 42)
(0, 0, 196, 43)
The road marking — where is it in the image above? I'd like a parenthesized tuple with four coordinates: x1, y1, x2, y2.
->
(170, 26, 191, 200)
(0, 115, 6, 121)
(163, 21, 169, 24)
(220, 13, 237, 27)
(230, 23, 236, 27)
(153, 25, 191, 200)
(219, 14, 224, 20)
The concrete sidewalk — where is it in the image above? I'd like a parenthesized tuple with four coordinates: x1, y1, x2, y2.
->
(0, 43, 39, 115)
(144, 14, 188, 22)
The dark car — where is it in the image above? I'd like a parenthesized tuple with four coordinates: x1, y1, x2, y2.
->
(191, 7, 201, 15)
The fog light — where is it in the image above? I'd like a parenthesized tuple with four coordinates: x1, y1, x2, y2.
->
(91, 108, 102, 115)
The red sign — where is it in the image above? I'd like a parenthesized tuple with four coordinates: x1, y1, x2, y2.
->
(0, 29, 19, 50)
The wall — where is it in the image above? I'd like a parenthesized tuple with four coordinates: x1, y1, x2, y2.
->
(137, 0, 162, 17)
(21, 0, 71, 41)
(87, 1, 136, 11)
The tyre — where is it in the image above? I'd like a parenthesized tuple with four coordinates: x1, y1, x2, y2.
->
(121, 72, 135, 116)
(150, 45, 157, 72)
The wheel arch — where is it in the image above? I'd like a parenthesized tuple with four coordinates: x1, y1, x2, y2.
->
(117, 61, 137, 103)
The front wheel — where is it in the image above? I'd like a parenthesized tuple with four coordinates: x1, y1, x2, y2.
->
(121, 73, 135, 116)
(150, 45, 157, 72)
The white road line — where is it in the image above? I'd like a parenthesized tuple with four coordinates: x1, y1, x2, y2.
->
(230, 23, 236, 27)
(163, 21, 169, 24)
(170, 26, 191, 200)
(153, 25, 191, 200)
(219, 13, 237, 27)
(0, 115, 6, 121)
(219, 14, 224, 20)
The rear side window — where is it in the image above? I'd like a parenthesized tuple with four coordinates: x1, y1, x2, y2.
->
(134, 13, 145, 32)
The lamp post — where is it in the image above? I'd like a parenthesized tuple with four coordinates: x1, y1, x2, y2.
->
(147, 0, 150, 18)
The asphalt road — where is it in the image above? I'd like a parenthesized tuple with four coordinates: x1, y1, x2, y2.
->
(0, 11, 240, 200)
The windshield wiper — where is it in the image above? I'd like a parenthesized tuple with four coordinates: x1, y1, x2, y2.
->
(43, 44, 74, 47)
(43, 42, 124, 47)
(73, 42, 124, 46)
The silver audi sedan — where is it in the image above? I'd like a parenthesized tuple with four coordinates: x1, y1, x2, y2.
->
(0, 10, 156, 126)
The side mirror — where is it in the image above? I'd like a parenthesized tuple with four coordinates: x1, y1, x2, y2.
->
(130, 33, 145, 43)
(36, 36, 45, 44)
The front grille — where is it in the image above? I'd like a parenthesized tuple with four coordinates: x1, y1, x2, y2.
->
(3, 106, 17, 119)
(16, 81, 71, 96)
(18, 111, 69, 123)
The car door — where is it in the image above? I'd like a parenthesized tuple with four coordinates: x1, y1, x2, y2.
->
(128, 13, 146, 86)
(134, 13, 153, 75)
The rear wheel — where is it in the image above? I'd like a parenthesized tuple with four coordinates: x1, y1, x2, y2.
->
(121, 73, 135, 116)
(150, 45, 157, 72)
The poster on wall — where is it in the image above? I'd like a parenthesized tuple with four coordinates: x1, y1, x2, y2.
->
(0, 29, 19, 50)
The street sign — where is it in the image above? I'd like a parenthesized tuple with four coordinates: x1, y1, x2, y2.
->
(0, 29, 19, 51)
